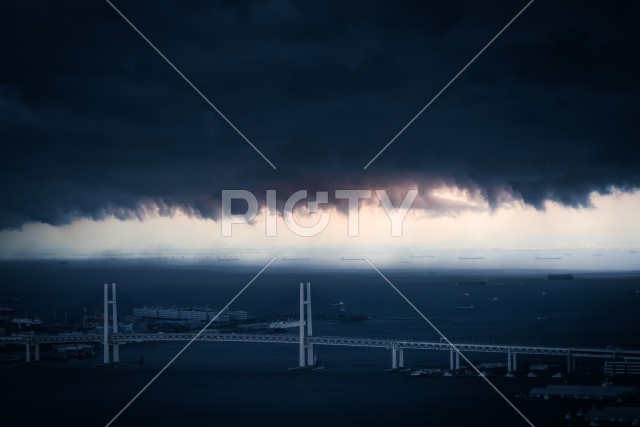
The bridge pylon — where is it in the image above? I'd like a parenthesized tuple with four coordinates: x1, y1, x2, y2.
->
(103, 283, 119, 365)
(298, 282, 315, 368)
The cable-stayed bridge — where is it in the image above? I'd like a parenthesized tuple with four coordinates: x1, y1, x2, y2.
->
(3, 282, 639, 372)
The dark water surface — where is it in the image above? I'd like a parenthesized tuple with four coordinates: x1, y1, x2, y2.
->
(1, 261, 639, 426)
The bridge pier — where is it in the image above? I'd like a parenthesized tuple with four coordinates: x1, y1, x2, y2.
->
(507, 352, 517, 372)
(22, 342, 39, 362)
(566, 352, 576, 373)
(570, 354, 576, 372)
(390, 347, 404, 369)
(306, 345, 314, 366)
(449, 349, 460, 371)
(448, 350, 460, 371)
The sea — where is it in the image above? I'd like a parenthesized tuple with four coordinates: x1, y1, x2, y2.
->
(0, 258, 639, 426)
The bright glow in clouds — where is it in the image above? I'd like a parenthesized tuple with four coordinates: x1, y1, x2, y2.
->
(0, 190, 639, 260)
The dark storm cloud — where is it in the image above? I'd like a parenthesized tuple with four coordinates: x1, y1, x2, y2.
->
(1, 0, 638, 228)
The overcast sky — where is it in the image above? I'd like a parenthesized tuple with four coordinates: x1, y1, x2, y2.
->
(1, 1, 638, 260)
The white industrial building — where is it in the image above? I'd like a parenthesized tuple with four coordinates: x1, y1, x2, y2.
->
(133, 306, 247, 323)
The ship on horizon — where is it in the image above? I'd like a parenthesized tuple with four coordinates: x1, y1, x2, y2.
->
(452, 279, 488, 286)
(546, 273, 574, 280)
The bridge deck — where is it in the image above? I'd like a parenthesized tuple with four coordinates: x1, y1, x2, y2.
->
(2, 333, 639, 357)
